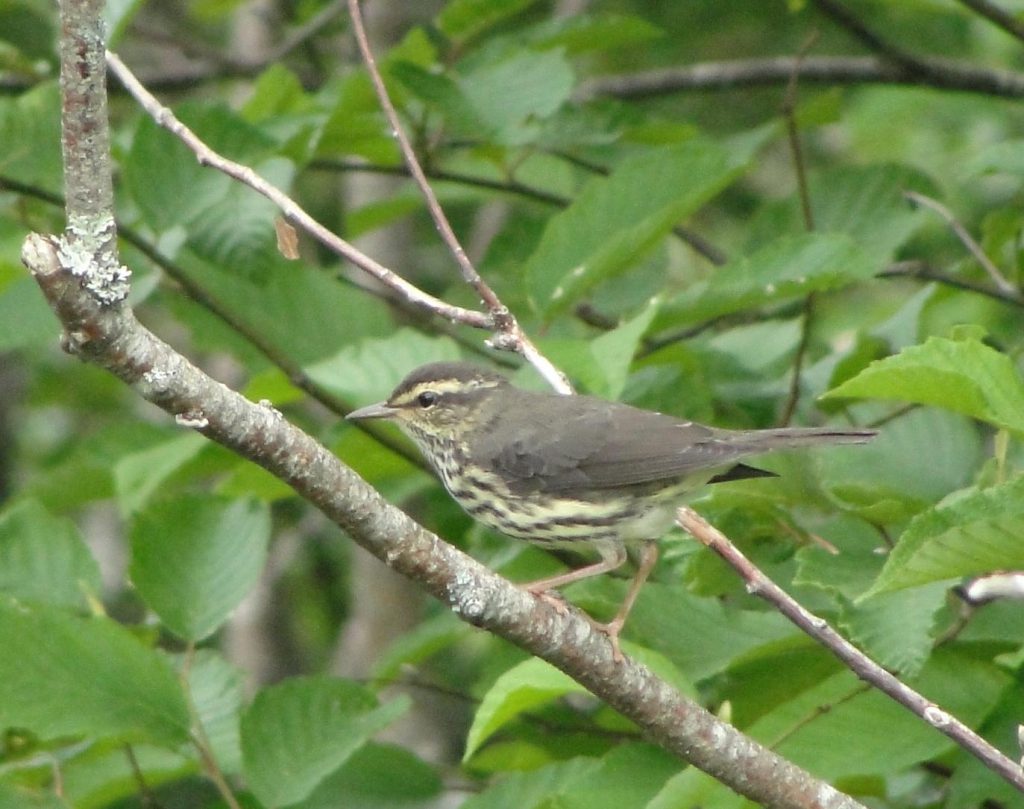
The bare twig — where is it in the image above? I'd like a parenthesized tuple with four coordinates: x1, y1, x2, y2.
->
(676, 506, 1024, 793)
(809, 0, 928, 73)
(955, 0, 1024, 44)
(879, 259, 1024, 307)
(778, 36, 817, 426)
(313, 158, 729, 266)
(903, 190, 1017, 295)
(578, 56, 1024, 100)
(345, 0, 570, 393)
(104, 51, 490, 332)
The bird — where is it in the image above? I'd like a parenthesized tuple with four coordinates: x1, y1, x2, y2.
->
(347, 361, 876, 660)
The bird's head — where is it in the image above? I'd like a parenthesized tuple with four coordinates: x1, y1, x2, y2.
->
(346, 361, 508, 447)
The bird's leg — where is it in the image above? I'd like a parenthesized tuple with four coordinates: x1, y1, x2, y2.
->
(523, 543, 659, 662)
(522, 552, 627, 616)
(599, 540, 658, 661)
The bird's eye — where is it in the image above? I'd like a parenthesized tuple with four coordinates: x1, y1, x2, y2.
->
(417, 391, 438, 409)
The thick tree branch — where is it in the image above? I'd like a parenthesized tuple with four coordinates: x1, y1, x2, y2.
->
(21, 235, 864, 809)
(676, 507, 1024, 793)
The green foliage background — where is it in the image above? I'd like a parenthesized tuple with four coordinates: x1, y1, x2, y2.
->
(2, 0, 1024, 806)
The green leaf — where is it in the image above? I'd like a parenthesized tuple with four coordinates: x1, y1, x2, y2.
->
(437, 0, 540, 41)
(305, 329, 463, 404)
(825, 335, 1024, 436)
(840, 581, 949, 676)
(171, 251, 394, 365)
(124, 103, 277, 233)
(540, 300, 659, 399)
(754, 648, 1008, 779)
(588, 299, 659, 399)
(186, 156, 296, 281)
(463, 744, 677, 809)
(524, 13, 662, 55)
(186, 650, 245, 774)
(464, 658, 587, 761)
(526, 140, 742, 316)
(0, 783, 69, 809)
(614, 583, 794, 681)
(817, 408, 983, 524)
(0, 598, 189, 746)
(129, 495, 271, 641)
(297, 743, 442, 809)
(747, 163, 934, 266)
(865, 476, 1024, 597)
(241, 676, 409, 807)
(114, 433, 207, 516)
(458, 49, 574, 145)
(0, 81, 62, 189)
(0, 500, 102, 610)
(659, 232, 876, 327)
(0, 276, 59, 350)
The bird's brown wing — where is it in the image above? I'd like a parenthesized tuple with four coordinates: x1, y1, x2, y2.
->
(478, 392, 748, 494)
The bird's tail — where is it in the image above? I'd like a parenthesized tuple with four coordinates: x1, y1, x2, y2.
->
(730, 426, 877, 451)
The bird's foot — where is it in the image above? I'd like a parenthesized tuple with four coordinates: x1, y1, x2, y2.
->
(525, 586, 570, 615)
(585, 615, 626, 663)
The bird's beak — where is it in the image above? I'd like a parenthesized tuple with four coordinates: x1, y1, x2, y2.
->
(346, 401, 398, 421)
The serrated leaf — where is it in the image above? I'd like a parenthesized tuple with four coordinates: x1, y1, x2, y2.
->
(114, 433, 207, 516)
(755, 648, 1008, 779)
(124, 103, 277, 232)
(817, 408, 983, 524)
(660, 232, 876, 326)
(305, 329, 462, 404)
(186, 650, 245, 773)
(0, 598, 189, 746)
(825, 336, 1024, 436)
(526, 140, 741, 316)
(464, 658, 587, 761)
(187, 157, 295, 281)
(747, 163, 934, 266)
(865, 476, 1024, 597)
(241, 676, 409, 807)
(130, 495, 271, 641)
(0, 500, 102, 609)
(840, 581, 948, 676)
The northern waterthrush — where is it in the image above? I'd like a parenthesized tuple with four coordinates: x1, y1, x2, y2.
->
(348, 361, 875, 658)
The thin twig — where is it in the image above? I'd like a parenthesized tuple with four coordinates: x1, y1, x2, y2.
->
(314, 157, 729, 266)
(903, 190, 1017, 295)
(955, 0, 1024, 44)
(344, 0, 570, 393)
(879, 259, 1024, 307)
(579, 56, 1024, 100)
(809, 0, 928, 73)
(779, 34, 817, 426)
(676, 506, 1024, 793)
(105, 51, 490, 332)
